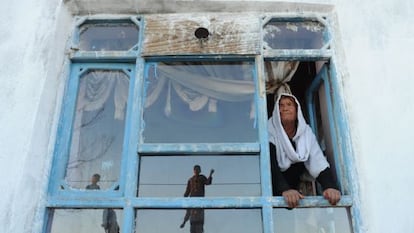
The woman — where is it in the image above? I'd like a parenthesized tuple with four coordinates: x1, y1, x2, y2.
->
(268, 93, 341, 208)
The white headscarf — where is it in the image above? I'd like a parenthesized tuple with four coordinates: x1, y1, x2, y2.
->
(268, 93, 329, 178)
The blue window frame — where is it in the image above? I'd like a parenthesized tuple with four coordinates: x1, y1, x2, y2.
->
(45, 13, 361, 233)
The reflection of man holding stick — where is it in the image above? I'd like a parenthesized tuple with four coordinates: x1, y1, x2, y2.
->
(180, 165, 214, 233)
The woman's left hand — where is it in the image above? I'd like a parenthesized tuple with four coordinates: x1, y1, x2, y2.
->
(323, 188, 341, 205)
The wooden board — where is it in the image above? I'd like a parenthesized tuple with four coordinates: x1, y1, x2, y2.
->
(141, 13, 261, 56)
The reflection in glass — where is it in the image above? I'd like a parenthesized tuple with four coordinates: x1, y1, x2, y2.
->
(142, 62, 258, 143)
(273, 208, 353, 233)
(135, 209, 262, 233)
(138, 155, 261, 197)
(65, 70, 129, 189)
(48, 209, 122, 233)
(79, 22, 139, 51)
(263, 21, 326, 49)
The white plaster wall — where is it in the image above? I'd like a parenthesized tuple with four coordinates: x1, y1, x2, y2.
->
(333, 0, 414, 232)
(0, 0, 72, 232)
(0, 0, 413, 233)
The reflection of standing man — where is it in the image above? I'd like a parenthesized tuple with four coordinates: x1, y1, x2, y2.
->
(86, 173, 101, 190)
(180, 165, 214, 233)
(183, 165, 214, 197)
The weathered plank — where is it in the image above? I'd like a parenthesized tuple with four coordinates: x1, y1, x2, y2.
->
(142, 13, 261, 56)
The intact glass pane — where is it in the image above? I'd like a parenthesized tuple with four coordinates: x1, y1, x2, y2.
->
(48, 209, 122, 233)
(273, 208, 353, 233)
(65, 70, 129, 190)
(138, 155, 261, 197)
(263, 21, 326, 49)
(135, 209, 262, 233)
(79, 22, 139, 51)
(142, 62, 257, 143)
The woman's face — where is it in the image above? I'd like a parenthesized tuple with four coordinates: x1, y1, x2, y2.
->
(278, 96, 297, 124)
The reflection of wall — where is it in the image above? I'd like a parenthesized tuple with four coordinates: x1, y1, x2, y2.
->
(136, 209, 262, 233)
(51, 209, 122, 233)
(274, 208, 352, 233)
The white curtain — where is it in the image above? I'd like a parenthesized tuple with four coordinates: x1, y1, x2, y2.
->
(265, 61, 299, 96)
(145, 62, 298, 117)
(145, 63, 256, 117)
(77, 71, 129, 120)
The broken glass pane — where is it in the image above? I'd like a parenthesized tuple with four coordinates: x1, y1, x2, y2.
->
(65, 70, 129, 190)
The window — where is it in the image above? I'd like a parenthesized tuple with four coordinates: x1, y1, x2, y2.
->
(45, 13, 360, 233)
(142, 61, 257, 143)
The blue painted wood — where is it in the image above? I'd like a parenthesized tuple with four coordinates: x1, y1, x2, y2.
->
(46, 195, 352, 209)
(117, 65, 137, 198)
(263, 49, 332, 61)
(122, 59, 145, 202)
(322, 66, 345, 193)
(122, 18, 146, 233)
(46, 198, 126, 208)
(262, 205, 274, 233)
(70, 52, 138, 61)
(42, 208, 54, 233)
(305, 64, 325, 135)
(143, 55, 255, 62)
(329, 58, 363, 233)
(137, 143, 260, 154)
(255, 56, 273, 198)
(122, 207, 135, 233)
(48, 62, 81, 195)
(271, 195, 352, 207)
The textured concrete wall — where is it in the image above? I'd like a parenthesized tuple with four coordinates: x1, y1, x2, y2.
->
(0, 1, 72, 232)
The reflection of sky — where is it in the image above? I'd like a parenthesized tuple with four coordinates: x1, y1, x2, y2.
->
(135, 209, 262, 233)
(79, 24, 139, 51)
(50, 209, 123, 233)
(263, 21, 325, 49)
(138, 155, 261, 197)
(273, 208, 352, 233)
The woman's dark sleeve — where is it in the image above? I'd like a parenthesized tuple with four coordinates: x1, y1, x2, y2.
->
(316, 167, 339, 191)
(269, 143, 291, 195)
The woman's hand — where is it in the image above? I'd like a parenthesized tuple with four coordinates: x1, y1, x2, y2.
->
(282, 189, 304, 208)
(323, 188, 341, 205)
